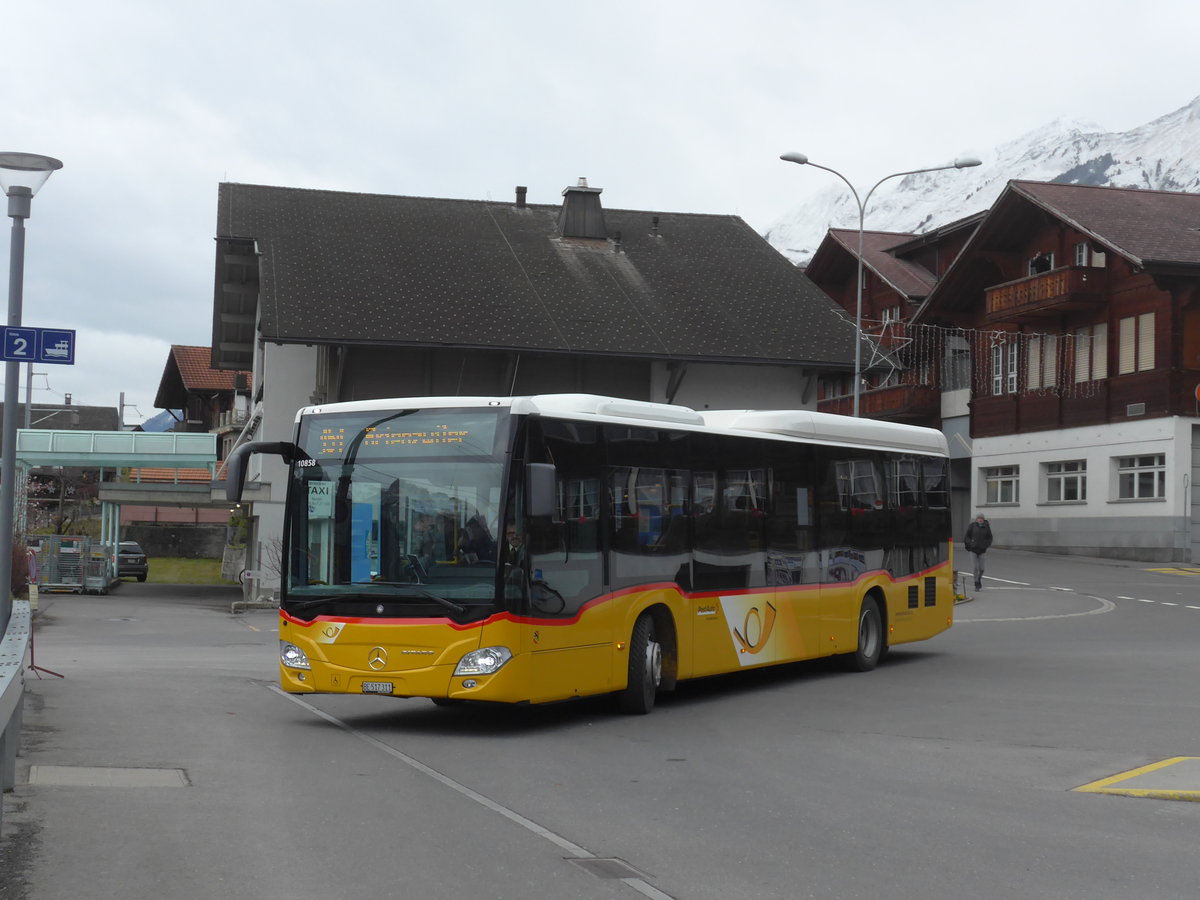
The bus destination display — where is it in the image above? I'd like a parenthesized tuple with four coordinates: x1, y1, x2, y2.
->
(301, 410, 500, 460)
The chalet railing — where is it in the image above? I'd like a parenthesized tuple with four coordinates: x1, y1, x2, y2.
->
(817, 383, 940, 421)
(217, 408, 250, 429)
(985, 266, 1105, 321)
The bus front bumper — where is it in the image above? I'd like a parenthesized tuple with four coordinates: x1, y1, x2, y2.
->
(279, 648, 531, 702)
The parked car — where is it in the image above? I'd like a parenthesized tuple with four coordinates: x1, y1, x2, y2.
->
(117, 541, 149, 582)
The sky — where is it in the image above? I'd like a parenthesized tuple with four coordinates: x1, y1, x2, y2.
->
(2, 0, 1197, 425)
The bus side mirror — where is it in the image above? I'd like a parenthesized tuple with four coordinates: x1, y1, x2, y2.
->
(526, 463, 557, 519)
(224, 441, 301, 502)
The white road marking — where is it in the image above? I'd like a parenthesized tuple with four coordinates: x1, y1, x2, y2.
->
(956, 590, 1116, 623)
(269, 686, 675, 900)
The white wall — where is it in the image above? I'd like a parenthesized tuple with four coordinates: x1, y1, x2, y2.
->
(651, 362, 816, 411)
(246, 343, 319, 598)
(970, 416, 1199, 561)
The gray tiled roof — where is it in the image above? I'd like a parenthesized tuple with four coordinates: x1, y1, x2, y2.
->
(1012, 181, 1200, 267)
(215, 183, 858, 367)
(913, 180, 1200, 323)
(822, 229, 937, 299)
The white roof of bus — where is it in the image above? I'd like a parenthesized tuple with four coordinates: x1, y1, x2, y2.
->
(298, 393, 948, 456)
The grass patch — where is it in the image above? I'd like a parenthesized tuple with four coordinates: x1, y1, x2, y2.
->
(140, 557, 238, 586)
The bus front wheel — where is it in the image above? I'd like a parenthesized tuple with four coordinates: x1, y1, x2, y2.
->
(618, 613, 662, 715)
(848, 595, 884, 672)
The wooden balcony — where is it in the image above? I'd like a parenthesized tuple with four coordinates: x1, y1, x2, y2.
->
(984, 266, 1106, 323)
(818, 384, 940, 422)
(969, 371, 1188, 438)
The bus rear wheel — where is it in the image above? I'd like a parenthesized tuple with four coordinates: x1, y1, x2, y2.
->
(847, 595, 884, 672)
(618, 613, 662, 715)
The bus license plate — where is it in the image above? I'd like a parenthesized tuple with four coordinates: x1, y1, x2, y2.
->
(361, 682, 393, 694)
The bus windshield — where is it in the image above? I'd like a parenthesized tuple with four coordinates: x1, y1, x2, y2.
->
(284, 407, 511, 616)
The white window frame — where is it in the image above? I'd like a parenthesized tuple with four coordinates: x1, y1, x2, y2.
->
(1028, 252, 1055, 275)
(992, 341, 1020, 396)
(880, 305, 902, 326)
(1045, 460, 1086, 503)
(984, 465, 1020, 505)
(1115, 454, 1165, 501)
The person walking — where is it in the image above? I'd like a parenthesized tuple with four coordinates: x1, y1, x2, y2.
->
(964, 513, 993, 592)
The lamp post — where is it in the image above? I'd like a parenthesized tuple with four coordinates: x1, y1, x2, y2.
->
(780, 151, 980, 417)
(0, 152, 62, 636)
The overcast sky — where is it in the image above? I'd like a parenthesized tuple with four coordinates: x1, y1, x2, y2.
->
(3, 0, 1196, 424)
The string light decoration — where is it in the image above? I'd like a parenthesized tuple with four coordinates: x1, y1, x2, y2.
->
(843, 320, 1108, 401)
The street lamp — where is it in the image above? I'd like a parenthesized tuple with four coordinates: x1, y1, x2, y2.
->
(780, 151, 981, 417)
(0, 152, 62, 635)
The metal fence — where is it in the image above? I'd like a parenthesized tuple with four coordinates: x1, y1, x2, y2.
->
(30, 535, 114, 594)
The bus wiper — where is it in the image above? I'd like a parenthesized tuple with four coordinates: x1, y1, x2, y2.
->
(351, 583, 467, 616)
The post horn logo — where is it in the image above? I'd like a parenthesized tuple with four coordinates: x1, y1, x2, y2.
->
(733, 601, 777, 655)
(367, 647, 388, 670)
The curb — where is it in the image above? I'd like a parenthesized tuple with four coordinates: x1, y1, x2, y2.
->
(231, 600, 280, 614)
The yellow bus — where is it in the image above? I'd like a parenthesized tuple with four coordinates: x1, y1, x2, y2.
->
(226, 394, 953, 714)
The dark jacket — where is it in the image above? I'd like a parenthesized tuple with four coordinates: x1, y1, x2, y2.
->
(964, 519, 993, 554)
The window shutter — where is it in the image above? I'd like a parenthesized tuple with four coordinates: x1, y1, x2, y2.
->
(1027, 336, 1041, 389)
(1093, 323, 1107, 379)
(1074, 327, 1090, 383)
(1044, 335, 1057, 388)
(1118, 317, 1135, 374)
(1137, 312, 1154, 371)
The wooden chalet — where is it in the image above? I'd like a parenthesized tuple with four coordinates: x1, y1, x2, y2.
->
(911, 180, 1200, 562)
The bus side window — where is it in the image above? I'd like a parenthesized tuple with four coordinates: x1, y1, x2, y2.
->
(608, 467, 690, 554)
(605, 426, 693, 592)
(692, 434, 767, 592)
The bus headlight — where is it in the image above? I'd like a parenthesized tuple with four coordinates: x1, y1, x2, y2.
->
(280, 640, 311, 670)
(454, 646, 512, 676)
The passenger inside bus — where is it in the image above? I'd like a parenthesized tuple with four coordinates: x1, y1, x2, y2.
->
(457, 516, 496, 563)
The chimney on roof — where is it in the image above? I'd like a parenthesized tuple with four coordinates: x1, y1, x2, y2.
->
(515, 185, 527, 208)
(557, 177, 606, 239)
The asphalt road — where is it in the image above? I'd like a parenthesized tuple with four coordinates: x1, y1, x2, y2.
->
(2, 550, 1198, 900)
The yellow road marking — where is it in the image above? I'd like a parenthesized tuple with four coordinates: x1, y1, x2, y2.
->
(1146, 567, 1200, 576)
(1074, 757, 1200, 802)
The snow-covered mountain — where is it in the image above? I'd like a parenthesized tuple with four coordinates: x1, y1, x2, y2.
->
(765, 96, 1200, 264)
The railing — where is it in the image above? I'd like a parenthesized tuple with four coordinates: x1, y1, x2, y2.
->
(985, 266, 1105, 320)
(2, 600, 31, 834)
(217, 409, 249, 429)
(818, 383, 940, 420)
(128, 467, 215, 485)
(13, 429, 216, 468)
